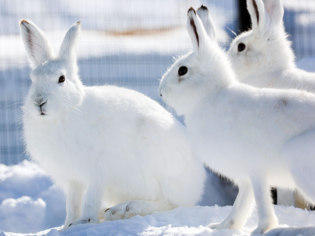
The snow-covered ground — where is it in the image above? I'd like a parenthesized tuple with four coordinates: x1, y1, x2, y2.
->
(6, 206, 315, 236)
(0, 161, 236, 234)
(0, 161, 65, 233)
(1, 161, 315, 236)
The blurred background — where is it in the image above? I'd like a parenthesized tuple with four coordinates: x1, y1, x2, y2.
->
(1, 0, 315, 233)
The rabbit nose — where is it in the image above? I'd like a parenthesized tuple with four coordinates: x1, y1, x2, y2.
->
(35, 97, 46, 106)
(34, 98, 47, 115)
(39, 100, 47, 108)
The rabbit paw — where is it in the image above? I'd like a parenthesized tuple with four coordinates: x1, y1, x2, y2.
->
(252, 221, 278, 235)
(208, 220, 238, 230)
(104, 202, 138, 221)
(67, 218, 95, 228)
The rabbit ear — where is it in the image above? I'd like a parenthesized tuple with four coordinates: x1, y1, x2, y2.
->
(197, 5, 216, 41)
(263, 0, 284, 29)
(20, 19, 53, 68)
(59, 21, 80, 61)
(187, 7, 209, 52)
(247, 0, 266, 31)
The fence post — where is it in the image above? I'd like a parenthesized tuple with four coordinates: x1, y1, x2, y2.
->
(238, 0, 251, 32)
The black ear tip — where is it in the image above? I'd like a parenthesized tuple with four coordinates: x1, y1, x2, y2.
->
(187, 7, 196, 15)
(200, 5, 208, 11)
(20, 19, 30, 26)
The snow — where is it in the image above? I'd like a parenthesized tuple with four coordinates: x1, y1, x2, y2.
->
(1, 161, 315, 236)
(3, 204, 315, 236)
(0, 161, 235, 234)
(0, 197, 46, 233)
(0, 161, 65, 233)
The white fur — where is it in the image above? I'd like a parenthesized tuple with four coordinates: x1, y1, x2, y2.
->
(197, 5, 217, 42)
(20, 20, 206, 228)
(228, 0, 315, 209)
(228, 0, 315, 91)
(159, 8, 315, 234)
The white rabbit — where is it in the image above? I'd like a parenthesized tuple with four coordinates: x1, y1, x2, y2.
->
(228, 0, 315, 209)
(20, 20, 206, 228)
(159, 7, 315, 234)
(228, 0, 315, 91)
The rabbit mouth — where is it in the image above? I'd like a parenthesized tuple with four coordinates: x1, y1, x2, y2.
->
(39, 106, 46, 116)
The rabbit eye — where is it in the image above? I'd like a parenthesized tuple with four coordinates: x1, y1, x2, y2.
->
(178, 66, 188, 76)
(58, 75, 65, 84)
(238, 43, 246, 52)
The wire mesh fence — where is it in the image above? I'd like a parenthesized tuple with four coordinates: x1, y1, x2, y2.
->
(283, 1, 315, 59)
(1, 0, 315, 165)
